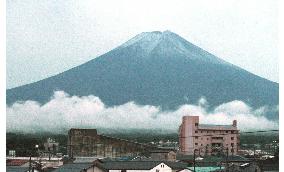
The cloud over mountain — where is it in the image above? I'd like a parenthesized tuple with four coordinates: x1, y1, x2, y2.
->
(6, 91, 278, 134)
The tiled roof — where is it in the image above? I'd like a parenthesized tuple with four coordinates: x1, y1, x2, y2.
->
(98, 161, 188, 170)
(52, 163, 93, 172)
(227, 155, 249, 161)
(177, 154, 249, 162)
(6, 159, 29, 166)
(73, 157, 98, 163)
(6, 166, 29, 172)
(150, 149, 176, 153)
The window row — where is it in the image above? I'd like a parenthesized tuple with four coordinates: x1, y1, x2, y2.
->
(194, 136, 235, 140)
(195, 130, 237, 134)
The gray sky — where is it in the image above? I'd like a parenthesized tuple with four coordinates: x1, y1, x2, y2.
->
(7, 0, 278, 89)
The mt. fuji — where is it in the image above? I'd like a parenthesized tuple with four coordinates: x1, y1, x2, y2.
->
(7, 31, 278, 119)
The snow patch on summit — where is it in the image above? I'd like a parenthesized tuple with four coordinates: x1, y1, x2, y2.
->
(119, 31, 164, 53)
(117, 30, 232, 66)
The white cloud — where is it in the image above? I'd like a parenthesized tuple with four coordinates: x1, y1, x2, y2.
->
(6, 91, 278, 133)
(214, 100, 251, 115)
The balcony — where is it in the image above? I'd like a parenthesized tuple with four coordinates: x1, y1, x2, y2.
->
(211, 137, 224, 143)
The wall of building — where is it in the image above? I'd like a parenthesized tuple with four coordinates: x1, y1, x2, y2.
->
(179, 116, 199, 155)
(149, 163, 172, 172)
(68, 129, 151, 158)
(86, 166, 105, 172)
(179, 116, 240, 156)
(150, 151, 176, 161)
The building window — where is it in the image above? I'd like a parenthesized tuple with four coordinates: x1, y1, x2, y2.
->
(207, 138, 209, 140)
(231, 131, 234, 134)
(213, 131, 215, 133)
(195, 123, 199, 126)
(195, 143, 198, 146)
(231, 137, 234, 140)
(201, 144, 203, 146)
(156, 169, 159, 172)
(226, 131, 228, 133)
(207, 131, 209, 133)
(201, 131, 203, 133)
(195, 131, 198, 133)
(195, 136, 198, 139)
(231, 143, 234, 147)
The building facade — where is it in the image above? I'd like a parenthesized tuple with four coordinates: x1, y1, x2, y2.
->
(44, 138, 59, 153)
(179, 116, 240, 156)
(67, 129, 152, 158)
(150, 149, 177, 161)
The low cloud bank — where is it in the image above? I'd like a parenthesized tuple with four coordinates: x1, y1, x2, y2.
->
(7, 91, 278, 133)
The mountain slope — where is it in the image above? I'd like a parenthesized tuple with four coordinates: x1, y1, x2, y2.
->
(7, 31, 279, 119)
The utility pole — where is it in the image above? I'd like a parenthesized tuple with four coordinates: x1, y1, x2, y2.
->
(29, 155, 32, 172)
(193, 149, 197, 172)
(49, 149, 51, 161)
(226, 147, 229, 172)
(253, 146, 256, 161)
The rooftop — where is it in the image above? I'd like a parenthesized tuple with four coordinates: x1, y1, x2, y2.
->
(73, 157, 99, 163)
(176, 154, 250, 163)
(198, 124, 237, 130)
(52, 163, 93, 172)
(6, 159, 29, 166)
(6, 166, 30, 172)
(150, 147, 176, 153)
(96, 160, 188, 170)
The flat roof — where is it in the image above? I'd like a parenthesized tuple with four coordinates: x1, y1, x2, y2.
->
(198, 124, 237, 130)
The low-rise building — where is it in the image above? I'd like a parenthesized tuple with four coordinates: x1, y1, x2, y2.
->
(68, 129, 153, 158)
(149, 149, 176, 161)
(44, 138, 59, 153)
(6, 156, 63, 171)
(8, 150, 16, 157)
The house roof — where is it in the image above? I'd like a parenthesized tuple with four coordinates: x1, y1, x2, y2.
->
(150, 149, 176, 153)
(6, 159, 29, 166)
(6, 166, 29, 172)
(221, 162, 260, 172)
(73, 157, 98, 163)
(52, 163, 93, 172)
(96, 161, 188, 170)
(177, 154, 250, 163)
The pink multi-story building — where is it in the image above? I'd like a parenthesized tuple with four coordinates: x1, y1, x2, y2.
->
(179, 116, 240, 156)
